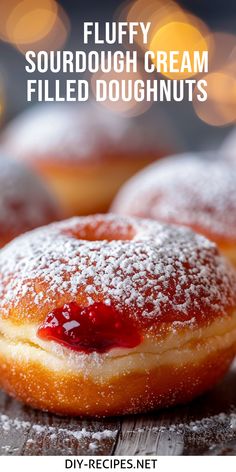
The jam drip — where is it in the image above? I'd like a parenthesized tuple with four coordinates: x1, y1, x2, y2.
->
(37, 302, 142, 353)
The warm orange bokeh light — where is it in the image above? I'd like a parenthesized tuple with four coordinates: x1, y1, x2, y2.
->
(123, 0, 210, 56)
(193, 31, 236, 127)
(16, 5, 70, 53)
(121, 1, 210, 80)
(6, 0, 58, 44)
(193, 71, 236, 126)
(149, 21, 208, 79)
(127, 0, 182, 33)
(0, 0, 69, 53)
(125, 0, 183, 50)
(0, 1, 21, 41)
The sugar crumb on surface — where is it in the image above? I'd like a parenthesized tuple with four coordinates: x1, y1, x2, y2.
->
(112, 157, 236, 240)
(0, 214, 235, 329)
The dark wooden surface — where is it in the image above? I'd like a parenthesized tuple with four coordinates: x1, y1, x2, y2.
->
(1, 361, 236, 456)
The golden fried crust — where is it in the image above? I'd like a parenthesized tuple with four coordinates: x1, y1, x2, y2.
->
(0, 344, 234, 416)
(1, 103, 165, 216)
(111, 157, 236, 268)
(217, 242, 236, 268)
(31, 157, 159, 217)
(173, 224, 236, 268)
(0, 215, 236, 331)
(0, 216, 236, 416)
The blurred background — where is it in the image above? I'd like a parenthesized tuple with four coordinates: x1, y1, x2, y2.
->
(0, 0, 235, 151)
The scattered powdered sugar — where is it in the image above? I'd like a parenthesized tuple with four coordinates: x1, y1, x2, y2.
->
(156, 409, 236, 454)
(0, 412, 117, 444)
(89, 442, 98, 450)
(0, 158, 59, 241)
(112, 155, 236, 240)
(0, 414, 31, 432)
(92, 430, 117, 440)
(1, 408, 236, 455)
(155, 410, 236, 436)
(0, 214, 235, 326)
(122, 407, 236, 454)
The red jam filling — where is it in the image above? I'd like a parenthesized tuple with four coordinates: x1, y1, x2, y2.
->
(37, 302, 142, 353)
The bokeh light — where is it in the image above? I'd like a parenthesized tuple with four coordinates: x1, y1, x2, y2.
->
(192, 31, 236, 126)
(6, 0, 58, 44)
(193, 71, 236, 126)
(0, 1, 21, 41)
(17, 5, 70, 53)
(116, 0, 177, 50)
(123, 0, 209, 51)
(126, 0, 183, 49)
(0, 0, 70, 53)
(149, 21, 208, 79)
(116, 0, 210, 80)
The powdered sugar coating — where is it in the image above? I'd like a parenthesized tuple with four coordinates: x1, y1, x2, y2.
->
(1, 103, 164, 165)
(0, 158, 60, 245)
(0, 214, 235, 332)
(111, 156, 236, 242)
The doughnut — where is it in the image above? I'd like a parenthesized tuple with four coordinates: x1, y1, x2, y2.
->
(0, 102, 169, 217)
(111, 155, 236, 266)
(0, 214, 235, 417)
(0, 157, 61, 248)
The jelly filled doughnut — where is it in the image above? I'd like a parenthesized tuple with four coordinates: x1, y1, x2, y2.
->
(111, 156, 236, 266)
(1, 102, 169, 217)
(0, 158, 61, 248)
(0, 214, 235, 417)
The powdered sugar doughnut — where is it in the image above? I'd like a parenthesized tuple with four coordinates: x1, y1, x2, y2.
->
(1, 103, 168, 216)
(0, 214, 235, 416)
(111, 156, 236, 266)
(0, 158, 61, 247)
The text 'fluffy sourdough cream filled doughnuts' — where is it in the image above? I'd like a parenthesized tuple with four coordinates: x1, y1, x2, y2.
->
(1, 102, 169, 217)
(0, 157, 61, 247)
(0, 214, 235, 416)
(111, 156, 236, 266)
